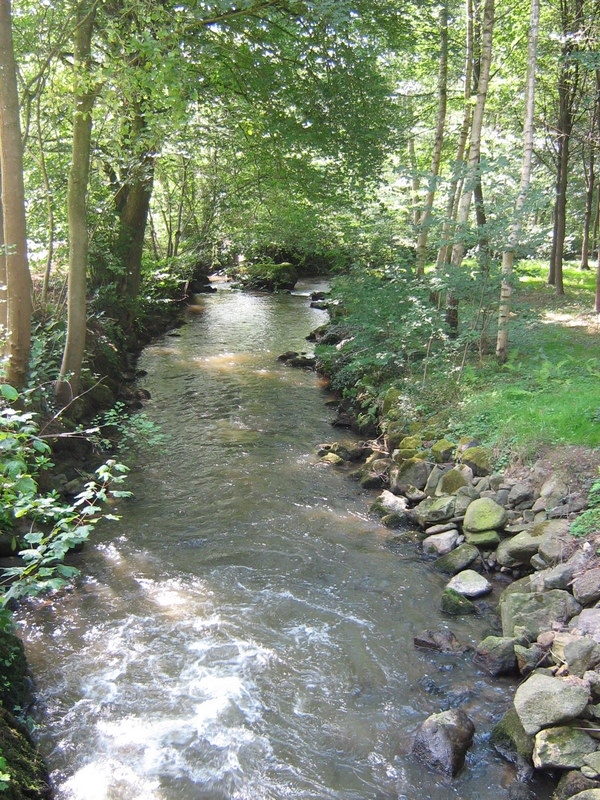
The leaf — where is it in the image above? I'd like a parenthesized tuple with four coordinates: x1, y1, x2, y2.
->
(0, 384, 19, 402)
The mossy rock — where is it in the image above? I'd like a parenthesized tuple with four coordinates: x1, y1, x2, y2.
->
(0, 629, 30, 711)
(436, 468, 470, 496)
(464, 530, 500, 549)
(433, 543, 480, 575)
(441, 588, 477, 615)
(489, 705, 534, 763)
(431, 438, 456, 463)
(460, 445, 492, 477)
(234, 261, 298, 291)
(463, 497, 508, 533)
(320, 452, 345, 465)
(0, 707, 51, 798)
(383, 421, 410, 452)
(398, 436, 422, 451)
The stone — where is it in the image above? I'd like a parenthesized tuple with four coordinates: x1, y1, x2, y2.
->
(463, 497, 508, 533)
(571, 609, 600, 643)
(508, 482, 535, 506)
(441, 588, 477, 615)
(506, 783, 535, 800)
(424, 522, 458, 535)
(574, 569, 600, 606)
(583, 752, 600, 776)
(398, 435, 422, 451)
(422, 530, 459, 556)
(475, 636, 517, 676)
(412, 496, 456, 528)
(433, 544, 480, 576)
(370, 490, 409, 517)
(533, 724, 597, 769)
(358, 458, 390, 489)
(411, 708, 475, 776)
(514, 643, 549, 676)
(552, 633, 600, 678)
(447, 569, 492, 598)
(554, 771, 600, 800)
(496, 520, 570, 568)
(514, 673, 590, 735)
(529, 552, 590, 592)
(499, 589, 581, 639)
(413, 628, 468, 654)
(431, 438, 456, 464)
(489, 706, 534, 763)
(389, 457, 432, 494)
(435, 466, 473, 496)
(464, 529, 501, 549)
(535, 520, 573, 565)
(460, 445, 492, 476)
(568, 791, 600, 800)
(320, 452, 345, 465)
(540, 475, 569, 510)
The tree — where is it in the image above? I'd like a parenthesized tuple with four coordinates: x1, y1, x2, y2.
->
(0, 0, 31, 389)
(55, 0, 97, 406)
(496, 0, 540, 363)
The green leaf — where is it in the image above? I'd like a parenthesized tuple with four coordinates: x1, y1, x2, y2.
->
(0, 384, 19, 402)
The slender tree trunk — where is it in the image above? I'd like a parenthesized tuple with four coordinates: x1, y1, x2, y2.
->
(408, 137, 421, 230)
(56, 0, 97, 406)
(0, 167, 6, 335)
(36, 91, 55, 303)
(446, 0, 494, 332)
(548, 0, 583, 296)
(581, 70, 600, 270)
(496, 0, 540, 363)
(436, 0, 474, 271)
(415, 1, 448, 276)
(0, 0, 32, 389)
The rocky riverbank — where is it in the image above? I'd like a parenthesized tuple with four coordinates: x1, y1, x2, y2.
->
(315, 426, 600, 799)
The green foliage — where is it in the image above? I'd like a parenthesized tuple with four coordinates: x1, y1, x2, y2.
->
(0, 754, 10, 791)
(84, 401, 166, 455)
(571, 473, 600, 539)
(0, 387, 130, 605)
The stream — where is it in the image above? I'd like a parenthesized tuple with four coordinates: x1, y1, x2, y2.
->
(17, 281, 553, 799)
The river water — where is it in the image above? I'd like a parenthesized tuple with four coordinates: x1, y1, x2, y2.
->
(17, 282, 552, 799)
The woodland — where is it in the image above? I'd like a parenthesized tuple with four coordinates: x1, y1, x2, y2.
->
(0, 0, 600, 596)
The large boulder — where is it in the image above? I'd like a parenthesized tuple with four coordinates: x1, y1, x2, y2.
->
(514, 673, 590, 735)
(460, 445, 492, 476)
(571, 609, 600, 643)
(475, 636, 518, 676)
(499, 589, 581, 638)
(497, 520, 571, 568)
(411, 708, 475, 776)
(446, 569, 492, 598)
(433, 544, 480, 576)
(555, 772, 600, 800)
(435, 466, 473, 496)
(412, 496, 456, 527)
(389, 458, 432, 494)
(489, 706, 534, 764)
(573, 568, 600, 606)
(533, 724, 597, 769)
(463, 497, 508, 533)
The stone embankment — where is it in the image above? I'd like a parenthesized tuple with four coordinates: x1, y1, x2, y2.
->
(317, 431, 600, 800)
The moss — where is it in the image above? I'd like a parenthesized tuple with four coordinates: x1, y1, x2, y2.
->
(441, 588, 477, 615)
(0, 708, 51, 798)
(0, 631, 29, 712)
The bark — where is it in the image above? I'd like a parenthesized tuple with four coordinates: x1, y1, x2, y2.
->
(56, 0, 97, 406)
(415, 1, 448, 276)
(581, 70, 600, 270)
(0, 0, 32, 389)
(496, 0, 540, 363)
(548, 0, 584, 296)
(36, 91, 55, 303)
(436, 0, 474, 271)
(446, 0, 494, 332)
(0, 168, 6, 335)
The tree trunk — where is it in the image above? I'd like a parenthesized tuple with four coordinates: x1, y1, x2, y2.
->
(496, 0, 539, 363)
(415, 0, 448, 276)
(436, 0, 474, 271)
(0, 168, 6, 335)
(548, 0, 584, 296)
(0, 0, 32, 389)
(581, 69, 600, 270)
(446, 0, 494, 332)
(56, 0, 97, 406)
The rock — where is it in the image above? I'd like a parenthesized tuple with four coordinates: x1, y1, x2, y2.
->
(463, 497, 508, 533)
(460, 445, 492, 476)
(412, 496, 456, 527)
(424, 465, 448, 496)
(370, 490, 409, 517)
(571, 609, 600, 643)
(413, 628, 469, 653)
(320, 452, 345, 465)
(514, 673, 590, 735)
(535, 519, 573, 565)
(433, 543, 480, 576)
(411, 708, 475, 776)
(447, 569, 492, 598)
(435, 466, 472, 496)
(514, 643, 550, 676)
(499, 589, 581, 638)
(425, 522, 458, 535)
(389, 458, 432, 494)
(567, 791, 600, 800)
(496, 520, 570, 568)
(508, 482, 535, 506)
(358, 458, 390, 489)
(583, 752, 600, 777)
(422, 530, 459, 555)
(533, 724, 597, 769)
(475, 636, 518, 676)
(490, 706, 534, 764)
(573, 569, 600, 606)
(431, 438, 456, 463)
(0, 629, 30, 710)
(552, 633, 600, 678)
(464, 529, 501, 549)
(540, 475, 569, 510)
(529, 552, 590, 592)
(554, 771, 600, 800)
(0, 707, 51, 798)
(234, 260, 298, 291)
(506, 782, 535, 800)
(441, 588, 477, 615)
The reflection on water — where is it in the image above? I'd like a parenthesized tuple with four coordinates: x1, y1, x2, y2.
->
(17, 287, 552, 800)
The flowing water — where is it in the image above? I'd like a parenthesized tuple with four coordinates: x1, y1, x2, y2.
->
(17, 282, 552, 799)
